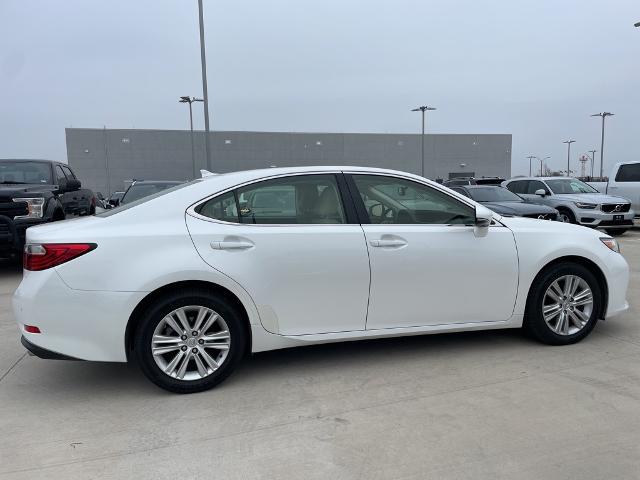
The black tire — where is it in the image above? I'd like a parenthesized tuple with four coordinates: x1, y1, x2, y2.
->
(134, 288, 246, 393)
(523, 263, 602, 345)
(605, 229, 628, 236)
(557, 208, 576, 224)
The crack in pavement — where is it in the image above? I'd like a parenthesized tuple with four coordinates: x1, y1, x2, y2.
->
(0, 352, 26, 384)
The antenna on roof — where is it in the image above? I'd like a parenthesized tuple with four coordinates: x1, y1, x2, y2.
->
(200, 169, 218, 178)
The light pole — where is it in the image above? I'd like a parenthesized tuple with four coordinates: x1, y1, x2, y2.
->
(588, 149, 597, 178)
(179, 96, 204, 178)
(197, 0, 212, 171)
(563, 140, 575, 177)
(591, 112, 614, 179)
(411, 105, 436, 177)
(526, 155, 536, 176)
(536, 156, 550, 176)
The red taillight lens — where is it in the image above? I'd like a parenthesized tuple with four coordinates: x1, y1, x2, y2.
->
(24, 325, 41, 334)
(23, 243, 97, 271)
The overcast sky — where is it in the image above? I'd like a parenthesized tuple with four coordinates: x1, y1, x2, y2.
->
(1, 0, 639, 176)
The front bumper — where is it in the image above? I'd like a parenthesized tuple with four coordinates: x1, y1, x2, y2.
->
(603, 249, 630, 319)
(576, 209, 635, 229)
(0, 215, 48, 256)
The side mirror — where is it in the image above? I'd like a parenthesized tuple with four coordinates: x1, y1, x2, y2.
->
(534, 189, 547, 197)
(66, 179, 81, 191)
(474, 205, 493, 237)
(58, 178, 81, 193)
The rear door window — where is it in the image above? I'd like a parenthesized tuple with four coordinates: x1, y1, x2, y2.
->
(615, 164, 640, 182)
(506, 180, 528, 194)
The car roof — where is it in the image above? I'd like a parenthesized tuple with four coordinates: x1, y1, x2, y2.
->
(460, 185, 505, 189)
(506, 177, 573, 182)
(0, 158, 61, 164)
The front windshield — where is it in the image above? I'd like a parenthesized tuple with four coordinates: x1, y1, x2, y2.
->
(467, 187, 523, 202)
(546, 179, 598, 194)
(0, 161, 52, 184)
(121, 182, 182, 205)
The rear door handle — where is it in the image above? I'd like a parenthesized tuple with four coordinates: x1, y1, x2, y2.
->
(369, 238, 407, 248)
(211, 240, 254, 250)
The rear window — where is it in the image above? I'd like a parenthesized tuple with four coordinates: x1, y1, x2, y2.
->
(97, 180, 198, 217)
(615, 164, 640, 182)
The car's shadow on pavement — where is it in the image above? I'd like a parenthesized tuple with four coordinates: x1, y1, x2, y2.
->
(12, 328, 530, 398)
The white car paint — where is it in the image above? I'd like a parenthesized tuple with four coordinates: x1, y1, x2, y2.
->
(588, 161, 640, 214)
(13, 166, 629, 363)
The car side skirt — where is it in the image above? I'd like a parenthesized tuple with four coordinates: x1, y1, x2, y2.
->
(250, 315, 524, 353)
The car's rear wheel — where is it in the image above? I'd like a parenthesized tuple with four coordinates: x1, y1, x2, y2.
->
(524, 263, 602, 345)
(134, 289, 246, 393)
(605, 229, 628, 236)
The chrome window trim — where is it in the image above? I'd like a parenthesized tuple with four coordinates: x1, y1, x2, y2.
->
(186, 170, 507, 228)
(187, 171, 353, 227)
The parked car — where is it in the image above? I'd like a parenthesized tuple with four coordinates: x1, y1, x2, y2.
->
(450, 185, 559, 220)
(15, 166, 628, 393)
(0, 159, 94, 259)
(120, 180, 183, 205)
(443, 176, 505, 187)
(503, 177, 634, 236)
(588, 161, 640, 215)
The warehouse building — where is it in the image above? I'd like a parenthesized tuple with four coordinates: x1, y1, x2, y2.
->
(65, 128, 512, 195)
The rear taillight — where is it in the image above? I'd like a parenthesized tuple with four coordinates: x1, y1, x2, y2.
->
(23, 243, 97, 271)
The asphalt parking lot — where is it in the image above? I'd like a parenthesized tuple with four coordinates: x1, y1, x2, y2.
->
(1, 232, 639, 480)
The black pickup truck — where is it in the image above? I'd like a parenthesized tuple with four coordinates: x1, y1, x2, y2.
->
(0, 159, 95, 259)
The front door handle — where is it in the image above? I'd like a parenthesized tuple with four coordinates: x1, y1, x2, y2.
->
(369, 238, 407, 248)
(211, 240, 254, 250)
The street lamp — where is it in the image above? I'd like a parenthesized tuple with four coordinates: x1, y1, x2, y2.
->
(591, 112, 614, 179)
(179, 96, 204, 178)
(197, 0, 212, 171)
(562, 140, 576, 177)
(536, 156, 551, 176)
(588, 149, 597, 178)
(411, 105, 436, 177)
(526, 155, 536, 176)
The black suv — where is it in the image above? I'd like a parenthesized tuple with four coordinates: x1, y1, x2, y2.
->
(0, 159, 95, 258)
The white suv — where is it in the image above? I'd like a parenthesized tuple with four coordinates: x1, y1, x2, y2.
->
(503, 177, 634, 236)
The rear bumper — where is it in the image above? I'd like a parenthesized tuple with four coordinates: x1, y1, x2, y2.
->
(13, 268, 147, 362)
(21, 335, 79, 360)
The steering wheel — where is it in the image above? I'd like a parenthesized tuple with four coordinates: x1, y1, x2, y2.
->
(368, 202, 393, 221)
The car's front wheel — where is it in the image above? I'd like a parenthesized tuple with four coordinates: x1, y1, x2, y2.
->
(557, 208, 576, 224)
(524, 263, 602, 345)
(134, 289, 246, 393)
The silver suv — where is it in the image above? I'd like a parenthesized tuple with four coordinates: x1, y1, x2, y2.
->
(502, 177, 634, 236)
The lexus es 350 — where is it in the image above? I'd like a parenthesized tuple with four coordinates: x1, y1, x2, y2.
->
(13, 167, 629, 393)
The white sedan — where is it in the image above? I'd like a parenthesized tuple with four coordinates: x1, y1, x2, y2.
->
(13, 167, 629, 393)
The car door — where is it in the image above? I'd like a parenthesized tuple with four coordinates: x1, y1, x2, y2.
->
(61, 165, 90, 214)
(348, 173, 519, 329)
(53, 165, 75, 217)
(186, 173, 371, 336)
(611, 163, 640, 212)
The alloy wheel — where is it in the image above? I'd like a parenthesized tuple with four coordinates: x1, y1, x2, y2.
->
(151, 305, 231, 381)
(542, 275, 593, 335)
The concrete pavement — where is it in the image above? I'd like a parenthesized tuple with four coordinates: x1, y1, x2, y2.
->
(1, 233, 639, 479)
